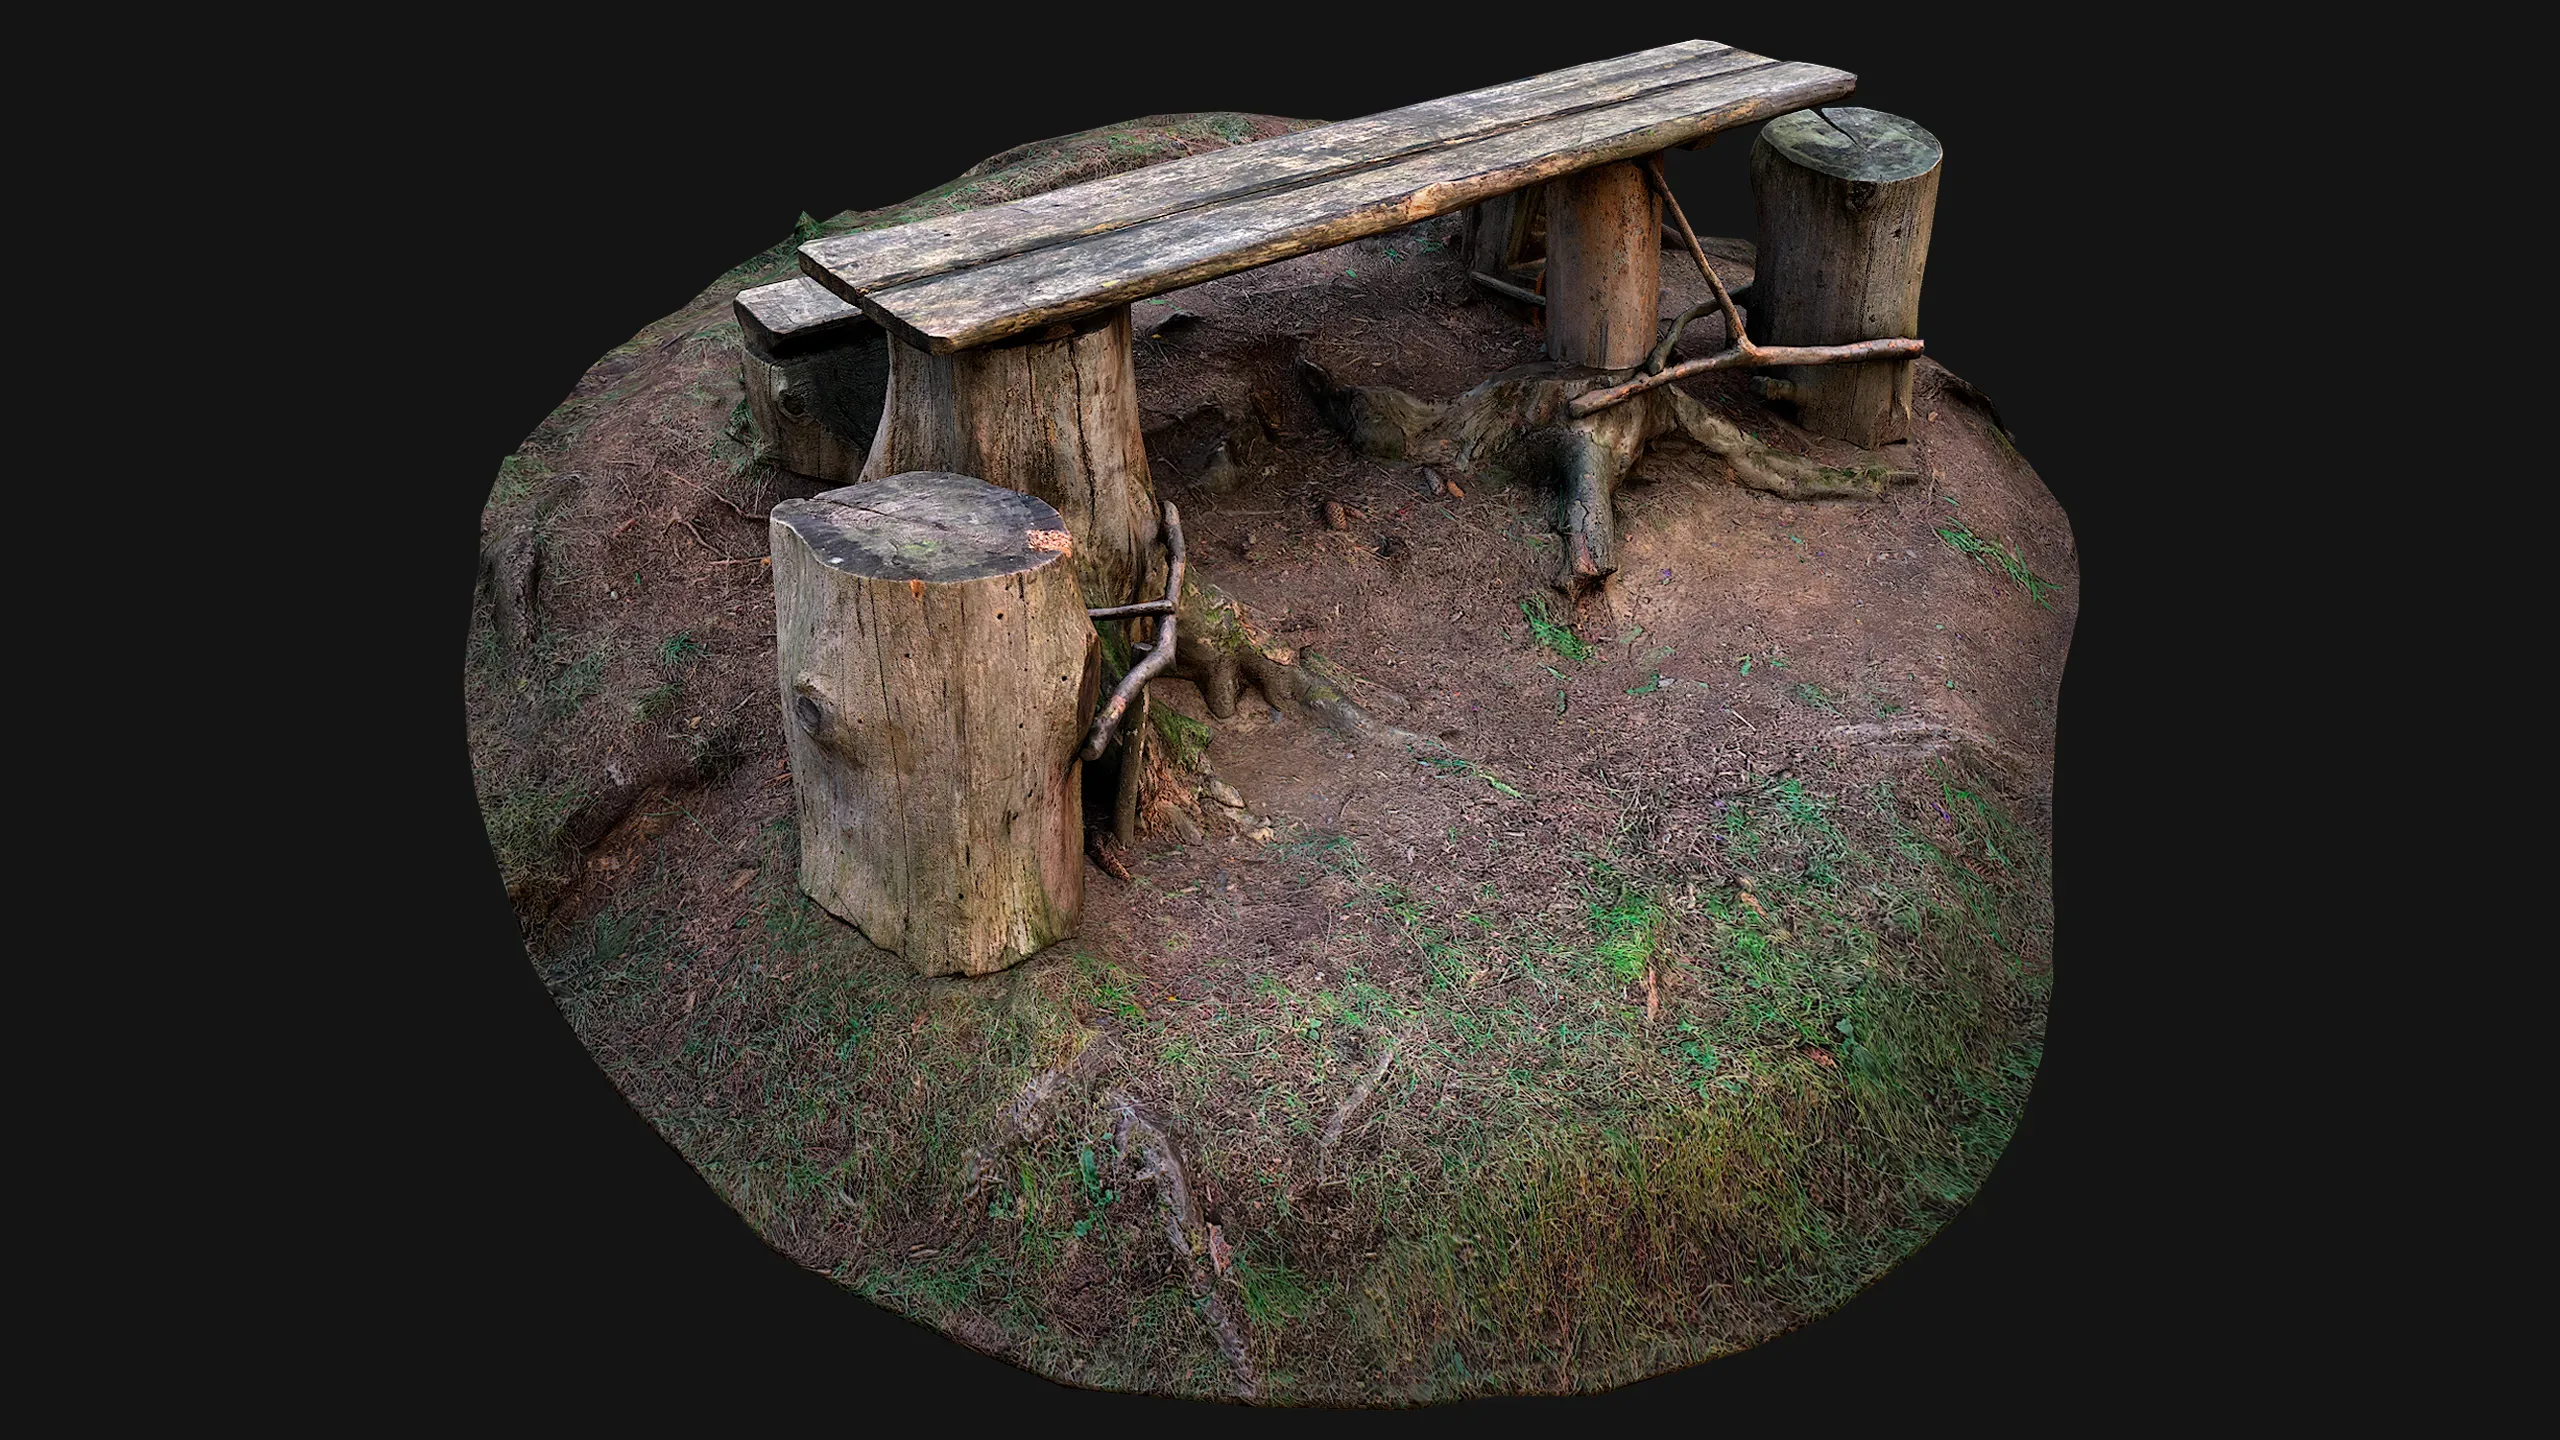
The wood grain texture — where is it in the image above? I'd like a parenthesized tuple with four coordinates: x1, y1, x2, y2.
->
(1543, 159, 1661, 368)
(737, 329, 886, 484)
(801, 41, 1747, 298)
(735, 276, 872, 358)
(860, 306, 1163, 612)
(771, 471, 1098, 977)
(804, 50, 1854, 353)
(1749, 107, 1941, 448)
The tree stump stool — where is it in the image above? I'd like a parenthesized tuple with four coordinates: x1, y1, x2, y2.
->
(1541, 159, 1663, 369)
(770, 471, 1101, 976)
(1748, 107, 1942, 448)
(735, 277, 889, 485)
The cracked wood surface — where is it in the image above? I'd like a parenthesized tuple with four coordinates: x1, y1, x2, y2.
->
(799, 41, 1853, 353)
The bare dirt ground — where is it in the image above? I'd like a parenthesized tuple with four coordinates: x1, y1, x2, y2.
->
(464, 113, 2075, 1403)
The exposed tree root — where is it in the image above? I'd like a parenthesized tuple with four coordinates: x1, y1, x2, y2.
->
(949, 1031, 1119, 1226)
(1295, 351, 1917, 596)
(1319, 1029, 1408, 1152)
(1107, 1090, 1258, 1399)
(1161, 577, 1436, 752)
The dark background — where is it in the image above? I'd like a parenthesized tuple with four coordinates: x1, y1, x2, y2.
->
(385, 12, 2217, 1419)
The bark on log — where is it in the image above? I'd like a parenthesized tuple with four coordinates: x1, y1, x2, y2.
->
(860, 305, 1163, 613)
(735, 281, 889, 485)
(770, 472, 1100, 977)
(1541, 158, 1661, 369)
(1749, 108, 1942, 448)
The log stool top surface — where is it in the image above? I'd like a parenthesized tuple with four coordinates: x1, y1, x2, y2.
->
(796, 40, 1854, 354)
(769, 472, 1073, 585)
(1760, 107, 1942, 183)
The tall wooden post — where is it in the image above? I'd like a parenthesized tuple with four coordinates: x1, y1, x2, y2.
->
(1749, 107, 1942, 448)
(771, 472, 1101, 977)
(1541, 159, 1662, 369)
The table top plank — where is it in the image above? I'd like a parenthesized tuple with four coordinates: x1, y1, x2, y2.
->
(826, 56, 1853, 353)
(799, 40, 1755, 303)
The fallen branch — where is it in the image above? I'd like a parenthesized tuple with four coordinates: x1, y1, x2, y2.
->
(1569, 336, 1929, 416)
(1108, 1091, 1257, 1399)
(1648, 154, 1751, 354)
(1645, 299, 1720, 376)
(1569, 155, 1925, 417)
(1319, 1031, 1407, 1150)
(1081, 500, 1185, 761)
(665, 467, 766, 522)
(1469, 270, 1547, 308)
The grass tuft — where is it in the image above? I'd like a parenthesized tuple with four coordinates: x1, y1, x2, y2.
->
(1934, 522, 2058, 607)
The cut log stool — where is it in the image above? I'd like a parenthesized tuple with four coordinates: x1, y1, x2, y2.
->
(735, 276, 889, 485)
(771, 471, 1101, 976)
(1749, 107, 1942, 448)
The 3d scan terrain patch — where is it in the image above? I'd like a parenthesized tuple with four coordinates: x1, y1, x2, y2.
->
(466, 92, 2070, 1403)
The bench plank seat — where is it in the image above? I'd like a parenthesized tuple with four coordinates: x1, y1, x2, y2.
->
(734, 275, 871, 358)
(801, 41, 1855, 354)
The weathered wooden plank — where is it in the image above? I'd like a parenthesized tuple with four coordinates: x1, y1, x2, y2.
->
(836, 60, 1855, 353)
(734, 276, 871, 358)
(799, 40, 1758, 300)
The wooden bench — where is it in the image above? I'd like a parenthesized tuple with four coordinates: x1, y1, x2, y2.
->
(769, 40, 1856, 611)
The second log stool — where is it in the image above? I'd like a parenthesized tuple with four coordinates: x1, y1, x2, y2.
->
(771, 471, 1101, 976)
(1749, 107, 1943, 449)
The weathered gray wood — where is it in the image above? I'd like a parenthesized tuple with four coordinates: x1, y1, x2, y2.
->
(736, 279, 887, 484)
(1749, 108, 1942, 448)
(802, 41, 1753, 300)
(1542, 159, 1660, 368)
(1463, 190, 1531, 275)
(860, 305, 1162, 613)
(806, 54, 1855, 353)
(735, 276, 870, 357)
(770, 471, 1099, 977)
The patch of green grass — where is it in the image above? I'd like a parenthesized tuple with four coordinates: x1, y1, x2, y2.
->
(1934, 522, 2058, 607)
(1583, 858, 1665, 984)
(1236, 1253, 1317, 1325)
(482, 780, 584, 891)
(1791, 682, 1841, 714)
(1411, 741, 1523, 798)
(1520, 595, 1589, 662)
(544, 644, 606, 719)
(488, 452, 550, 508)
(634, 681, 683, 722)
(656, 631, 704, 668)
(721, 211, 828, 283)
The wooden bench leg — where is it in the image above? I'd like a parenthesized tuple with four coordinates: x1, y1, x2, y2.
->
(862, 305, 1162, 612)
(1541, 158, 1662, 369)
